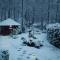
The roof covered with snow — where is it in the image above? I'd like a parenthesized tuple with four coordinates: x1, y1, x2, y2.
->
(46, 23, 60, 29)
(0, 18, 21, 26)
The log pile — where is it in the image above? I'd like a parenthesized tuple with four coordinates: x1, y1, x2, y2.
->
(46, 23, 60, 48)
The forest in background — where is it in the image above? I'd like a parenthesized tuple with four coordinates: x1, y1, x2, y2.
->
(0, 0, 60, 26)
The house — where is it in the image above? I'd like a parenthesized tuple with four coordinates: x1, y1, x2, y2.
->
(0, 18, 21, 35)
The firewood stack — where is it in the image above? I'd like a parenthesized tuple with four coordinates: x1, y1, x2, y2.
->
(46, 23, 60, 48)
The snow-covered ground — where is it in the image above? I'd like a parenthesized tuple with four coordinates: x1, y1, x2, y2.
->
(0, 32, 60, 60)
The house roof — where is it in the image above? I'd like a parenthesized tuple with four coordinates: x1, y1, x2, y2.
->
(0, 18, 21, 26)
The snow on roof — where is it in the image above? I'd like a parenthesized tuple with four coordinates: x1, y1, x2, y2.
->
(0, 18, 21, 26)
(46, 23, 60, 29)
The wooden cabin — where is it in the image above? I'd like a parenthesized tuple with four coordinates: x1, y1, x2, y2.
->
(0, 18, 21, 35)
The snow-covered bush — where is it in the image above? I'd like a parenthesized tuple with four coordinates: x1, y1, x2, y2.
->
(22, 37, 43, 48)
(10, 28, 19, 39)
(21, 37, 27, 46)
(34, 40, 43, 48)
(0, 50, 9, 60)
(46, 23, 60, 48)
(28, 29, 37, 39)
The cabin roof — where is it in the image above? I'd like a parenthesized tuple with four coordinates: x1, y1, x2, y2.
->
(0, 18, 21, 26)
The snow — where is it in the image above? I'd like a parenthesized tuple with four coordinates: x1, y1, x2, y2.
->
(0, 18, 20, 26)
(46, 23, 60, 29)
(0, 32, 60, 60)
(33, 23, 41, 26)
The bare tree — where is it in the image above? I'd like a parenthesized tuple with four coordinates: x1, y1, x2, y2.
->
(56, 0, 59, 23)
(21, 0, 25, 33)
(32, 7, 35, 35)
(1, 8, 3, 20)
(48, 0, 50, 24)
(24, 8, 30, 28)
(40, 8, 44, 30)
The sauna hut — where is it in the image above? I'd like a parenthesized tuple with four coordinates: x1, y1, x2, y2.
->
(0, 18, 21, 35)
